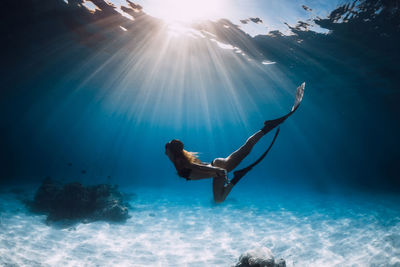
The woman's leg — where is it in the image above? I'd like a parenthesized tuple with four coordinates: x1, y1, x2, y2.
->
(211, 130, 264, 203)
(211, 123, 282, 203)
(216, 130, 265, 173)
(212, 177, 233, 203)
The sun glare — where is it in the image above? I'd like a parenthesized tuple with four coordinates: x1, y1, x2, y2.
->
(142, 0, 225, 23)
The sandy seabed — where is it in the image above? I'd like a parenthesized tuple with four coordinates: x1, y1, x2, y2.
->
(1, 185, 399, 267)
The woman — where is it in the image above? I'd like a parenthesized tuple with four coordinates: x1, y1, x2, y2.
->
(165, 83, 305, 203)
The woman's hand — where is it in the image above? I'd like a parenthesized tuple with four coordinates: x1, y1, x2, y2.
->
(188, 163, 227, 180)
(216, 168, 227, 178)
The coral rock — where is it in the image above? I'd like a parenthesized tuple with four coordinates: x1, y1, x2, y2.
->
(235, 247, 286, 267)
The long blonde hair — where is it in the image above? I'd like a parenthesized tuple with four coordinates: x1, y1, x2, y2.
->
(166, 139, 202, 169)
(182, 150, 201, 164)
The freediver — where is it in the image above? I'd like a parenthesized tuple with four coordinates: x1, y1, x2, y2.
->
(165, 83, 305, 203)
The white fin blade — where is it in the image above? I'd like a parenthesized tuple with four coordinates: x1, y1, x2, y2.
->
(291, 82, 305, 112)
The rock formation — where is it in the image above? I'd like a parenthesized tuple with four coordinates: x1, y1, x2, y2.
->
(28, 178, 130, 223)
(235, 247, 286, 267)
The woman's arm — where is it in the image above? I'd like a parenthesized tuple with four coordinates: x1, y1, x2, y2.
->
(188, 163, 227, 180)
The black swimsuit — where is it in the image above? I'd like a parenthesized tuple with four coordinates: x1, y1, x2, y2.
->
(178, 168, 192, 180)
(178, 161, 214, 181)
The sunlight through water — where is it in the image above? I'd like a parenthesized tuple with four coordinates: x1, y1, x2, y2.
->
(132, 0, 226, 23)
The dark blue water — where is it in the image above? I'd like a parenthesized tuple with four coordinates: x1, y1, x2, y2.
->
(1, 0, 400, 266)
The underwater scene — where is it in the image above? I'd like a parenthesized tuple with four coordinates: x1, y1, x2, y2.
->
(1, 0, 400, 266)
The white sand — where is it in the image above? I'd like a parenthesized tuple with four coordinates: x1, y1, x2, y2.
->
(1, 186, 399, 266)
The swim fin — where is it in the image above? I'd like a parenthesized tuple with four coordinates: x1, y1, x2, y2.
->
(231, 127, 280, 185)
(262, 82, 305, 133)
(231, 83, 305, 185)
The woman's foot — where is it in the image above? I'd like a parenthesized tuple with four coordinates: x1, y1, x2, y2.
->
(261, 116, 287, 134)
(230, 167, 251, 185)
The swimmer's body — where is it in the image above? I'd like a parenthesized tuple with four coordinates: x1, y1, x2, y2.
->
(165, 83, 305, 203)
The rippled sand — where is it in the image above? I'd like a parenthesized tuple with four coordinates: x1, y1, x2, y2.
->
(1, 186, 399, 266)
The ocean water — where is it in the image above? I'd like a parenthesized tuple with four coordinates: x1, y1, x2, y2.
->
(1, 0, 400, 266)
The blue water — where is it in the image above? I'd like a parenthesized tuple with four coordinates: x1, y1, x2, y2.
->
(1, 0, 400, 266)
